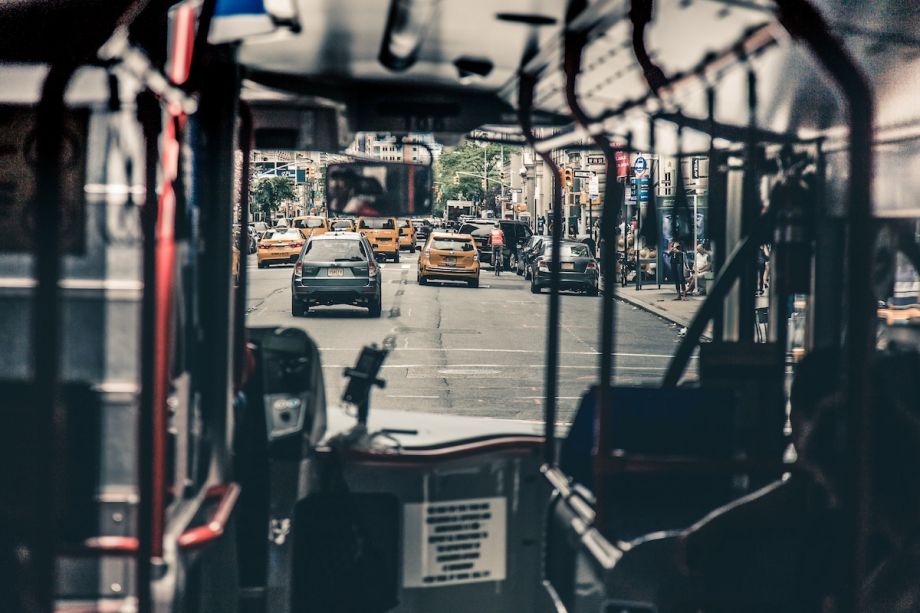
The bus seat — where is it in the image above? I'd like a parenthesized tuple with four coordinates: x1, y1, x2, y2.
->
(679, 478, 837, 612)
(561, 386, 750, 542)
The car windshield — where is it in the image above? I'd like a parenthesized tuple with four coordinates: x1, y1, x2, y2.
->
(360, 218, 395, 230)
(302, 239, 365, 262)
(430, 238, 474, 251)
(295, 218, 325, 228)
(397, 219, 409, 228)
(330, 220, 353, 230)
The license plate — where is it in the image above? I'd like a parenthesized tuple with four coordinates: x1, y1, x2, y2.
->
(444, 257, 457, 266)
(562, 262, 575, 270)
(327, 268, 344, 277)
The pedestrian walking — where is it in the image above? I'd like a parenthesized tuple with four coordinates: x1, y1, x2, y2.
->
(582, 234, 597, 257)
(669, 241, 688, 300)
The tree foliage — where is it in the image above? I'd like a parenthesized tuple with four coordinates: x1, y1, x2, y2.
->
(253, 176, 296, 217)
(435, 141, 518, 211)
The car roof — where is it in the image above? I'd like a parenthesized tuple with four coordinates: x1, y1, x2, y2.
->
(311, 231, 364, 240)
(430, 232, 474, 240)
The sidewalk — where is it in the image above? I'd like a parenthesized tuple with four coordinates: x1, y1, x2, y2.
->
(612, 281, 770, 339)
(615, 283, 708, 332)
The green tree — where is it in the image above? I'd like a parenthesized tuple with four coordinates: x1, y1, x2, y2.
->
(253, 176, 295, 218)
(435, 141, 518, 211)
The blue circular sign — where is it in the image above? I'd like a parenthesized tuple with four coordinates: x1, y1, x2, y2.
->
(633, 156, 648, 176)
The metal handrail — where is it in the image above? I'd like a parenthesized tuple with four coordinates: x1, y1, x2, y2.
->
(517, 71, 564, 466)
(771, 1, 876, 609)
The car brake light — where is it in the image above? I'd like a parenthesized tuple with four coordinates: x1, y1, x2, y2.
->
(291, 241, 304, 247)
(294, 261, 303, 276)
(368, 261, 379, 277)
(537, 258, 548, 270)
(586, 261, 597, 270)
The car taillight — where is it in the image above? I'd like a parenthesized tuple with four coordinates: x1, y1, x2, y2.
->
(294, 261, 303, 276)
(291, 241, 304, 247)
(537, 258, 548, 270)
(586, 261, 598, 270)
(368, 261, 379, 277)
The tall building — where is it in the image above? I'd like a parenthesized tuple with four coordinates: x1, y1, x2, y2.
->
(362, 132, 441, 163)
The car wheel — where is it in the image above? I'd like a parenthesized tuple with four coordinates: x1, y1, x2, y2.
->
(291, 294, 307, 317)
(410, 244, 416, 254)
(587, 285, 599, 297)
(468, 278, 479, 288)
(368, 294, 382, 318)
(530, 278, 540, 293)
(258, 261, 267, 269)
(393, 251, 400, 263)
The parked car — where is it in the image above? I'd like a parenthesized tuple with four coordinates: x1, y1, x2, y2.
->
(529, 240, 599, 295)
(513, 235, 544, 276)
(291, 232, 382, 317)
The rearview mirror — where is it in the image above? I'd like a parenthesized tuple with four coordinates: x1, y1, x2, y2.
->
(326, 161, 432, 217)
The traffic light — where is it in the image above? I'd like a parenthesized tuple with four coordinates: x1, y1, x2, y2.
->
(307, 167, 315, 179)
(563, 168, 574, 188)
(453, 174, 460, 185)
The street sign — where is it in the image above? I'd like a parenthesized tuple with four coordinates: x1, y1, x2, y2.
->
(587, 156, 605, 166)
(589, 175, 599, 199)
(573, 170, 593, 179)
(511, 188, 522, 193)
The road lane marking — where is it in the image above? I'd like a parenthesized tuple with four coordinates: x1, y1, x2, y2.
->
(318, 347, 692, 359)
(387, 394, 440, 399)
(320, 364, 669, 370)
(437, 368, 501, 375)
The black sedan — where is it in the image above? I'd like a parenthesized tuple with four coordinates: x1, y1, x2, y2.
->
(291, 232, 383, 317)
(529, 241, 599, 295)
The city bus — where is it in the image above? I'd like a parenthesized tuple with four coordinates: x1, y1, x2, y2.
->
(0, 1, 918, 612)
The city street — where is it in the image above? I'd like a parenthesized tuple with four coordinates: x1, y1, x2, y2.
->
(246, 250, 691, 424)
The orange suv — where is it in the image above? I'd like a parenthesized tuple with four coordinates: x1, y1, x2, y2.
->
(357, 217, 400, 262)
(418, 232, 480, 288)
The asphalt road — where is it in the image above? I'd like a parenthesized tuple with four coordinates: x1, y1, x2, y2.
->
(246, 250, 690, 425)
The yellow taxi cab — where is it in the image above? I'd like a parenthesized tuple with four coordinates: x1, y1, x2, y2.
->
(327, 217, 356, 232)
(396, 218, 417, 253)
(292, 215, 328, 239)
(356, 217, 400, 262)
(256, 227, 305, 268)
(418, 232, 480, 288)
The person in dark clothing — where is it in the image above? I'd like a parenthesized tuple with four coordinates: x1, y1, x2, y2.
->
(756, 245, 769, 294)
(670, 241, 687, 299)
(582, 235, 597, 257)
